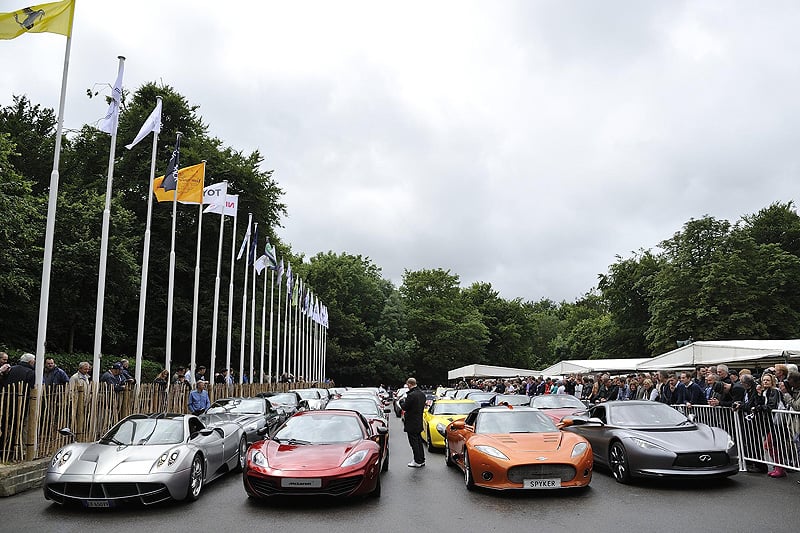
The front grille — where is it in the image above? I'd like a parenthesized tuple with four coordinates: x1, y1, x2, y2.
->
(673, 452, 730, 468)
(246, 475, 363, 497)
(507, 464, 576, 483)
(45, 482, 170, 505)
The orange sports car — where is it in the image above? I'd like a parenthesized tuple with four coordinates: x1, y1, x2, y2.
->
(439, 405, 593, 491)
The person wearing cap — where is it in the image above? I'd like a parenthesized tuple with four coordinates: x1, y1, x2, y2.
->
(400, 377, 426, 467)
(100, 363, 126, 392)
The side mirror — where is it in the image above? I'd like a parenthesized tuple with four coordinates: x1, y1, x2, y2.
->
(384, 407, 391, 414)
(376, 425, 389, 435)
(257, 426, 270, 437)
(587, 417, 604, 425)
(59, 427, 76, 440)
(687, 413, 695, 423)
(450, 420, 466, 431)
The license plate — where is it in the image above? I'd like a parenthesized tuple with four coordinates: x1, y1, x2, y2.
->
(85, 500, 111, 508)
(523, 478, 561, 489)
(280, 477, 322, 488)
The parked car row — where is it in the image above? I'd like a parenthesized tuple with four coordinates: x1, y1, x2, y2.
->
(44, 391, 739, 508)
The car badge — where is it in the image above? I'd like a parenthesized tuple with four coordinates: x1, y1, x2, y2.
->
(699, 454, 711, 462)
(536, 456, 547, 461)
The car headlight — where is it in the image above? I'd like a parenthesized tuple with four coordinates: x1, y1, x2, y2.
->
(726, 437, 735, 450)
(244, 422, 258, 432)
(630, 437, 668, 452)
(51, 449, 73, 468)
(250, 450, 268, 468)
(571, 442, 588, 458)
(474, 445, 508, 460)
(341, 449, 369, 467)
(436, 423, 446, 434)
(157, 450, 181, 468)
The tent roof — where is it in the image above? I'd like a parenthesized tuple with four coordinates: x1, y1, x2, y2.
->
(636, 339, 800, 371)
(539, 358, 651, 376)
(447, 364, 543, 380)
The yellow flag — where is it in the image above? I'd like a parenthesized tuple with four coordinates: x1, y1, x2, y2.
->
(0, 0, 74, 39)
(154, 162, 205, 204)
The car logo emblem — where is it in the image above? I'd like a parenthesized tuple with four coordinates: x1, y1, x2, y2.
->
(536, 457, 547, 461)
(699, 454, 711, 462)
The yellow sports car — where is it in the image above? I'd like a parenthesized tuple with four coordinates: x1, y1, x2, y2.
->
(422, 399, 479, 451)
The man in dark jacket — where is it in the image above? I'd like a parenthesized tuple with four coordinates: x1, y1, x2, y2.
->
(401, 377, 426, 467)
(3, 353, 36, 389)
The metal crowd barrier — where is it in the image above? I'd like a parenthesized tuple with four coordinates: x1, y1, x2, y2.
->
(673, 404, 800, 472)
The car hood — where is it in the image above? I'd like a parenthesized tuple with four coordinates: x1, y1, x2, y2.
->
(266, 441, 362, 470)
(429, 414, 468, 426)
(618, 424, 730, 451)
(480, 432, 566, 453)
(51, 442, 183, 476)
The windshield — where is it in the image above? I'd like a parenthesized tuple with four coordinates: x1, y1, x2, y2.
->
(268, 393, 298, 406)
(101, 418, 185, 445)
(466, 393, 495, 401)
(208, 398, 265, 415)
(274, 414, 364, 444)
(476, 410, 558, 434)
(326, 400, 381, 417)
(532, 395, 585, 409)
(432, 401, 478, 415)
(608, 403, 689, 426)
(493, 395, 530, 406)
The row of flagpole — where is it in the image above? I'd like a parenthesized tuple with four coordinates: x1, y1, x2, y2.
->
(2, 1, 329, 454)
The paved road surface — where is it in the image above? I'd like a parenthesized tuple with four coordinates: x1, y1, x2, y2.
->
(9, 409, 799, 533)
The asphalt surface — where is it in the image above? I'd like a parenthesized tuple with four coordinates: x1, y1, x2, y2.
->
(7, 409, 799, 533)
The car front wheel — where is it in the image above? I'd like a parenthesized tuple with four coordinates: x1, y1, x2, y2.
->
(186, 454, 204, 501)
(609, 442, 632, 484)
(464, 451, 475, 490)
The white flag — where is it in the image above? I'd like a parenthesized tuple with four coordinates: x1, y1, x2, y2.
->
(236, 219, 251, 260)
(204, 193, 238, 217)
(98, 62, 124, 134)
(125, 99, 162, 149)
(254, 255, 268, 275)
(203, 181, 228, 205)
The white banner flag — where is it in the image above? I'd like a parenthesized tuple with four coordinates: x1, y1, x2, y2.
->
(204, 192, 238, 217)
(125, 99, 162, 149)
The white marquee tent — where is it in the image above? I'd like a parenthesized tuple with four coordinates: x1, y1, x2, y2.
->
(636, 339, 800, 371)
(447, 364, 543, 380)
(539, 358, 652, 377)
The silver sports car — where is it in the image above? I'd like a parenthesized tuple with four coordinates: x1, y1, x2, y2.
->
(44, 413, 246, 507)
(562, 400, 738, 484)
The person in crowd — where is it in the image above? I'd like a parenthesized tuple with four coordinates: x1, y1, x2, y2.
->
(400, 377, 426, 468)
(43, 357, 69, 386)
(641, 378, 658, 401)
(172, 366, 188, 384)
(188, 381, 211, 415)
(153, 369, 169, 389)
(754, 372, 786, 478)
(564, 375, 576, 396)
(716, 364, 732, 384)
(100, 363, 126, 392)
(3, 353, 35, 389)
(573, 377, 583, 399)
(729, 370, 739, 383)
(613, 376, 628, 400)
(676, 371, 706, 406)
(705, 373, 720, 405)
(69, 362, 91, 390)
(656, 371, 674, 404)
(628, 378, 639, 400)
(195, 366, 207, 382)
(172, 371, 191, 395)
(117, 359, 135, 385)
(587, 379, 600, 403)
(0, 352, 11, 386)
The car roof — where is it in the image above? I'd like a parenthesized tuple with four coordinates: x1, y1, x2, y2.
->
(434, 399, 480, 404)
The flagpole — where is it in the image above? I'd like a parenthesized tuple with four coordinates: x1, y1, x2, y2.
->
(225, 210, 238, 386)
(259, 261, 267, 384)
(275, 264, 283, 383)
(188, 161, 206, 385)
(164, 132, 182, 384)
(133, 96, 161, 390)
(238, 216, 253, 384)
(293, 280, 300, 379)
(33, 26, 74, 457)
(209, 180, 228, 398)
(267, 269, 275, 385)
(249, 238, 258, 385)
(91, 56, 125, 384)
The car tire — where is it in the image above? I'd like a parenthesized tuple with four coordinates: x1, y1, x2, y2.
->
(445, 439, 454, 467)
(234, 436, 248, 473)
(609, 442, 632, 484)
(186, 454, 204, 501)
(427, 430, 435, 452)
(464, 450, 475, 490)
(382, 445, 390, 472)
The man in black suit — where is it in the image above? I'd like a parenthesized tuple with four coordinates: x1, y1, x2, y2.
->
(401, 377, 427, 467)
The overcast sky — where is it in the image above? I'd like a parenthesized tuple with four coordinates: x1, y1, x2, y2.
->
(3, 1, 800, 303)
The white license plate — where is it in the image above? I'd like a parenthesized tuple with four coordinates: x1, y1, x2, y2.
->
(523, 478, 561, 489)
(280, 477, 322, 488)
(85, 500, 111, 508)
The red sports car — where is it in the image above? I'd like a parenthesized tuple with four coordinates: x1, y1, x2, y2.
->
(243, 409, 388, 499)
(530, 394, 587, 424)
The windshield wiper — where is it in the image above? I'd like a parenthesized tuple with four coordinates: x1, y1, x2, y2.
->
(676, 419, 693, 426)
(286, 438, 311, 445)
(101, 436, 126, 446)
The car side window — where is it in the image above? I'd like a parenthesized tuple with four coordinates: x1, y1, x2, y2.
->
(591, 405, 606, 424)
(464, 410, 479, 427)
(188, 418, 204, 435)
